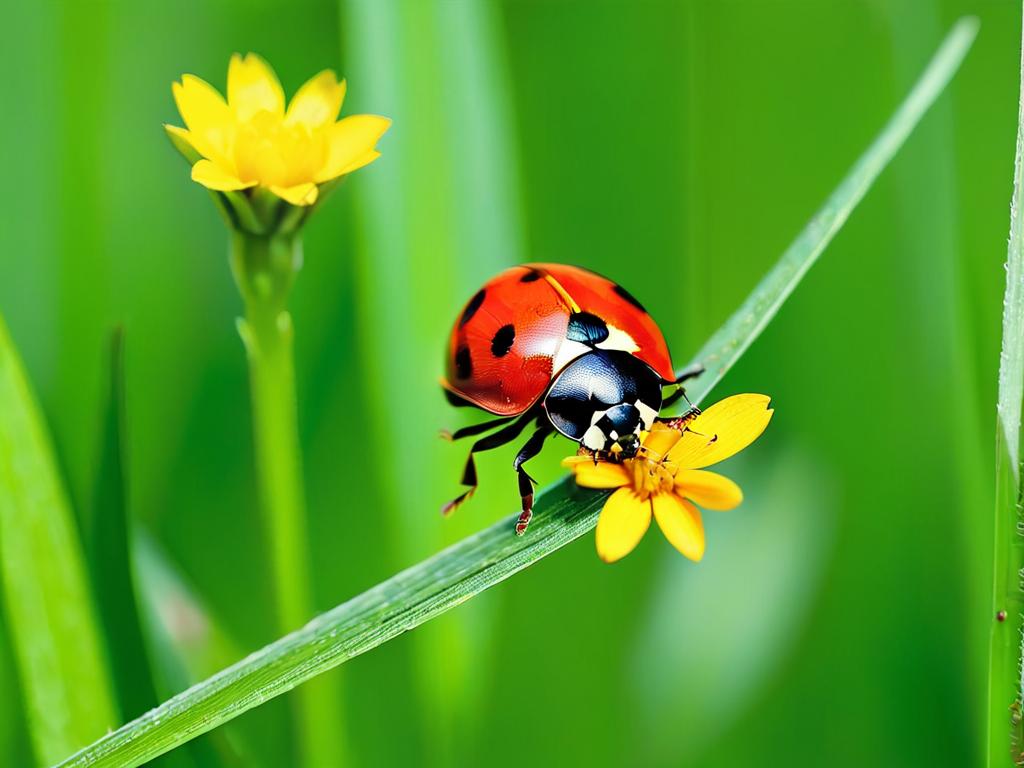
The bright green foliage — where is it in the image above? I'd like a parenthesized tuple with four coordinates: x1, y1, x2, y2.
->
(0, 315, 118, 765)
(53, 21, 975, 767)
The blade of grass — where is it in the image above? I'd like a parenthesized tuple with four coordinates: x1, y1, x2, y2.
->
(0, 607, 32, 764)
(340, 0, 525, 758)
(54, 18, 977, 768)
(882, 6, 989, 757)
(987, 5, 1024, 764)
(0, 313, 119, 766)
(87, 328, 162, 720)
(86, 331, 198, 768)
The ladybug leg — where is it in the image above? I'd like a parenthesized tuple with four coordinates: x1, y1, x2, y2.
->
(660, 363, 706, 412)
(674, 363, 705, 385)
(660, 387, 688, 411)
(441, 413, 534, 517)
(440, 415, 516, 442)
(512, 426, 554, 536)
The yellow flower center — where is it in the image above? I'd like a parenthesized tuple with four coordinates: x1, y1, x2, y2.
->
(624, 455, 676, 501)
(233, 111, 327, 188)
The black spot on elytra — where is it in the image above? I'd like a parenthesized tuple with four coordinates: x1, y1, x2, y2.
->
(460, 289, 486, 327)
(491, 324, 515, 357)
(566, 312, 609, 345)
(613, 283, 647, 313)
(454, 346, 473, 379)
(520, 268, 543, 283)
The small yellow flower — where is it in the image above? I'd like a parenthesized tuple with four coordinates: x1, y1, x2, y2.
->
(564, 394, 773, 563)
(166, 53, 391, 207)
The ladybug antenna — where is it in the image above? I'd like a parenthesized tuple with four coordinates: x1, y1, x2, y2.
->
(541, 272, 582, 313)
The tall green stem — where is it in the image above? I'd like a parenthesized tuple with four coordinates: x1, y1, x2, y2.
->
(987, 8, 1024, 765)
(230, 230, 346, 767)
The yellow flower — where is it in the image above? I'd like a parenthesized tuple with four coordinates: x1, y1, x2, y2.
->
(166, 53, 391, 207)
(563, 394, 773, 563)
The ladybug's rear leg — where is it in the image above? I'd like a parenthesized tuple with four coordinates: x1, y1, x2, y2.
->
(442, 412, 534, 517)
(440, 414, 516, 442)
(512, 425, 554, 536)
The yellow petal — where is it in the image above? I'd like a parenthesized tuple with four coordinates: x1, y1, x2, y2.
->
(561, 455, 593, 467)
(667, 394, 773, 469)
(674, 469, 743, 511)
(164, 124, 193, 147)
(172, 75, 235, 166)
(286, 71, 346, 129)
(191, 159, 254, 191)
(228, 52, 285, 121)
(595, 488, 651, 563)
(336, 149, 382, 176)
(270, 182, 319, 206)
(164, 124, 202, 163)
(652, 494, 705, 561)
(639, 422, 683, 460)
(315, 115, 391, 182)
(572, 462, 630, 489)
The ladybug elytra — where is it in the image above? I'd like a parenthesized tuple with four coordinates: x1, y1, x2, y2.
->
(442, 264, 701, 534)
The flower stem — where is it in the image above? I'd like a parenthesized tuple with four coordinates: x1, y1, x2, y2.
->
(230, 230, 346, 767)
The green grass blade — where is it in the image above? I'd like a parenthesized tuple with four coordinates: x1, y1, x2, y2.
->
(87, 331, 197, 768)
(0, 607, 32, 764)
(87, 329, 162, 721)
(987, 6, 1024, 764)
(0, 314, 119, 766)
(340, 0, 525, 758)
(53, 18, 976, 768)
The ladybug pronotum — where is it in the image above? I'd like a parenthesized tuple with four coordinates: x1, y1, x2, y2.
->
(441, 263, 701, 535)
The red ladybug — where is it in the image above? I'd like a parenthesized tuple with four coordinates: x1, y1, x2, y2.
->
(442, 264, 702, 535)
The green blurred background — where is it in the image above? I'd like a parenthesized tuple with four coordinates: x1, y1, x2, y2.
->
(0, 0, 1013, 765)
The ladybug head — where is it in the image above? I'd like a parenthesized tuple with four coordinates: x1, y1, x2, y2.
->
(544, 350, 664, 459)
(608, 431, 641, 458)
(583, 403, 647, 458)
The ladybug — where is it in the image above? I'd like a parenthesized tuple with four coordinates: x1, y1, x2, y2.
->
(442, 263, 702, 535)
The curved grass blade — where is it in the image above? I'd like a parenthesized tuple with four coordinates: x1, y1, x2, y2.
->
(54, 18, 977, 768)
(987, 6, 1024, 765)
(0, 314, 118, 765)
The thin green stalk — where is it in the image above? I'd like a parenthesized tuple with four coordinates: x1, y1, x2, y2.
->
(54, 21, 976, 767)
(230, 231, 346, 767)
(987, 6, 1024, 764)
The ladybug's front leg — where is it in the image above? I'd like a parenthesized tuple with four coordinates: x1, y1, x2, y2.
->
(512, 426, 554, 536)
(660, 362, 706, 412)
